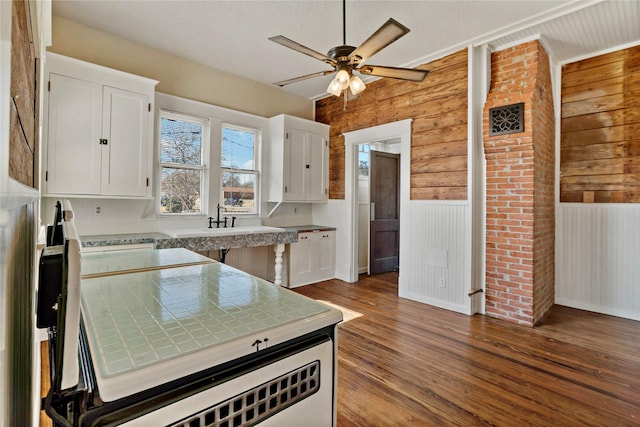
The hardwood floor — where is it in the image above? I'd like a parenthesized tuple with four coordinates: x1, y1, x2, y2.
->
(293, 273, 640, 427)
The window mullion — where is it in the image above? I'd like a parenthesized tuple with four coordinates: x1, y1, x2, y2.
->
(162, 162, 205, 171)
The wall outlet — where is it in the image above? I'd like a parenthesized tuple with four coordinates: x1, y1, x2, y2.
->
(94, 203, 102, 216)
(292, 207, 297, 214)
(439, 277, 447, 288)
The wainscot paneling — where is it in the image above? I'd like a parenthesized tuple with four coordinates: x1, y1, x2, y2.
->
(556, 204, 640, 320)
(399, 202, 470, 314)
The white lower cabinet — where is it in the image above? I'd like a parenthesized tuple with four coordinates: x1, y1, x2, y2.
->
(289, 230, 335, 288)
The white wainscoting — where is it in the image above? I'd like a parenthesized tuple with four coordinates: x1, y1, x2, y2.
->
(556, 204, 640, 321)
(399, 202, 471, 314)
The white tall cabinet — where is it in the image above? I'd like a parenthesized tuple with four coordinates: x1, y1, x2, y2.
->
(43, 53, 158, 198)
(268, 114, 329, 203)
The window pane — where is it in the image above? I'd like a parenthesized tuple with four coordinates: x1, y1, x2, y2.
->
(160, 117, 202, 165)
(359, 145, 370, 177)
(160, 167, 202, 213)
(221, 171, 255, 213)
(222, 127, 254, 170)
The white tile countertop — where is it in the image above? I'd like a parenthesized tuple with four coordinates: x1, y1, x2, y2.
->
(81, 247, 214, 278)
(80, 262, 342, 401)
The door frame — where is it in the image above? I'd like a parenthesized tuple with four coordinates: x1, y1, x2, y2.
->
(343, 119, 412, 283)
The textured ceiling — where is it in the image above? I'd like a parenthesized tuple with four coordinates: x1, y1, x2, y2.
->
(52, 0, 640, 100)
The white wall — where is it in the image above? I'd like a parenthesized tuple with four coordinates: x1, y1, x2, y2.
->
(49, 16, 313, 120)
(556, 204, 640, 320)
(399, 202, 470, 314)
(357, 178, 369, 274)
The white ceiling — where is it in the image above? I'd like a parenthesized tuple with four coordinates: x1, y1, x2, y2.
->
(52, 0, 640, 100)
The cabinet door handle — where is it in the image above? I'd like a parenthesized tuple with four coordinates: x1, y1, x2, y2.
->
(306, 164, 310, 169)
(99, 138, 108, 145)
(370, 202, 375, 221)
(300, 236, 308, 240)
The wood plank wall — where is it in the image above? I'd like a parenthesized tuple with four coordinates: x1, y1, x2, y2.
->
(9, 0, 37, 188)
(316, 49, 468, 200)
(560, 45, 640, 203)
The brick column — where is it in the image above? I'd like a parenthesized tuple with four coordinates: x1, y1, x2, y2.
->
(483, 41, 555, 326)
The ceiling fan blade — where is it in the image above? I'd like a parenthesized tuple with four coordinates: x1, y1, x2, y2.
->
(358, 65, 429, 82)
(269, 35, 337, 66)
(349, 18, 410, 64)
(274, 70, 336, 87)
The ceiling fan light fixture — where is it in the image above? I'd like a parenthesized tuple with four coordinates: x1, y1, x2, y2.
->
(327, 69, 351, 96)
(335, 69, 350, 85)
(327, 78, 344, 96)
(349, 74, 366, 95)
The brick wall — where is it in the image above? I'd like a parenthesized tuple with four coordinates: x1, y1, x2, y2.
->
(483, 40, 555, 326)
(532, 44, 556, 324)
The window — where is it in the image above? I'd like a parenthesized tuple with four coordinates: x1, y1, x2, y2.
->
(221, 124, 259, 214)
(358, 144, 370, 177)
(159, 111, 209, 214)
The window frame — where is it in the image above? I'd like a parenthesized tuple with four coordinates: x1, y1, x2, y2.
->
(220, 122, 260, 215)
(157, 109, 210, 216)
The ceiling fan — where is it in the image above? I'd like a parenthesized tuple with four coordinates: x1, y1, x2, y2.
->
(269, 0, 429, 97)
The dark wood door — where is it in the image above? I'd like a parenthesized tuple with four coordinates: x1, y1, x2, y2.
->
(369, 150, 400, 274)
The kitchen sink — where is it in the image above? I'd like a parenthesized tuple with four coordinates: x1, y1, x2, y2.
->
(164, 226, 286, 238)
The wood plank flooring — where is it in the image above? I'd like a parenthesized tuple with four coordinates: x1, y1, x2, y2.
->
(293, 273, 640, 427)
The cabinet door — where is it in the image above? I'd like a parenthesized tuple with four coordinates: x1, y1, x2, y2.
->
(101, 87, 150, 197)
(306, 132, 328, 201)
(289, 233, 314, 287)
(284, 128, 308, 201)
(46, 74, 102, 195)
(317, 232, 335, 278)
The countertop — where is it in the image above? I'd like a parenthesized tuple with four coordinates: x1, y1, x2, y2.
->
(81, 247, 213, 278)
(80, 225, 335, 249)
(81, 261, 342, 401)
(81, 232, 170, 247)
(282, 224, 336, 233)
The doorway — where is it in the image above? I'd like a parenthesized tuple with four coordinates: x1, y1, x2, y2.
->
(341, 119, 411, 284)
(355, 139, 401, 275)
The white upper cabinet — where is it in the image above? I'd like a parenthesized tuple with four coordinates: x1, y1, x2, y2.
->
(268, 114, 329, 203)
(46, 73, 102, 195)
(43, 53, 158, 198)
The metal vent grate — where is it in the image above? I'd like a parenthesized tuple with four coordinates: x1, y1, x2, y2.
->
(170, 361, 320, 427)
(489, 103, 524, 136)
